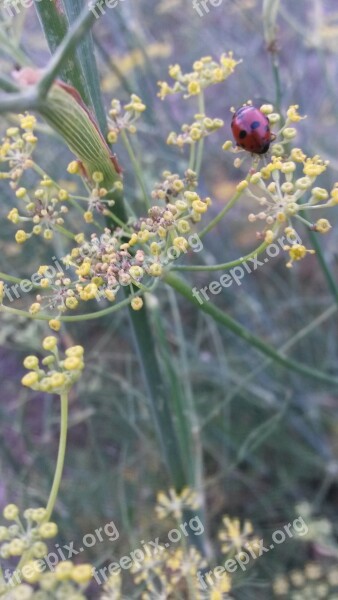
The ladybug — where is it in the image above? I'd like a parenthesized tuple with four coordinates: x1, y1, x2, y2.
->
(231, 106, 272, 154)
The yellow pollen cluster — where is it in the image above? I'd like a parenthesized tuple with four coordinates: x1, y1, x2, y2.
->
(158, 53, 240, 99)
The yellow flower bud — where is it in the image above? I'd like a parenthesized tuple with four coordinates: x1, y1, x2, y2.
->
(64, 357, 82, 371)
(42, 336, 57, 351)
(21, 372, 39, 387)
(29, 303, 41, 315)
(187, 81, 201, 96)
(71, 564, 93, 584)
(22, 560, 42, 584)
(15, 230, 28, 244)
(50, 373, 66, 389)
(3, 504, 19, 520)
(65, 297, 79, 310)
(16, 187, 27, 198)
(67, 161, 80, 175)
(149, 263, 163, 277)
(131, 297, 144, 311)
(55, 560, 74, 581)
(84, 211, 94, 223)
(39, 522, 58, 539)
(315, 218, 331, 234)
(23, 356, 39, 370)
(49, 319, 61, 332)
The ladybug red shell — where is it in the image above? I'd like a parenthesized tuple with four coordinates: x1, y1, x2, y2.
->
(231, 106, 272, 154)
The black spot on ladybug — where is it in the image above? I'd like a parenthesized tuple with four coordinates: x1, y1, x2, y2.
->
(239, 130, 247, 139)
(250, 121, 260, 129)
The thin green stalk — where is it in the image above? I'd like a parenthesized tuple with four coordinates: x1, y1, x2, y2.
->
(306, 228, 338, 304)
(120, 129, 150, 210)
(0, 272, 23, 285)
(45, 391, 69, 521)
(164, 271, 338, 386)
(0, 295, 137, 322)
(198, 178, 249, 239)
(188, 143, 196, 171)
(195, 92, 205, 176)
(173, 237, 270, 272)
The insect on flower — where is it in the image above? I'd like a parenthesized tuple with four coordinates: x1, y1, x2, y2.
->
(231, 105, 273, 154)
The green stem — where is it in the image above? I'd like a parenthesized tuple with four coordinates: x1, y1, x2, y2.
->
(120, 129, 150, 210)
(173, 238, 270, 272)
(188, 143, 196, 171)
(0, 294, 137, 322)
(37, 5, 99, 99)
(45, 391, 69, 521)
(198, 178, 249, 239)
(164, 271, 338, 386)
(34, 0, 90, 105)
(127, 300, 186, 490)
(195, 92, 205, 176)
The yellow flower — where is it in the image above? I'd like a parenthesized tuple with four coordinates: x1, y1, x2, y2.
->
(64, 356, 83, 371)
(84, 211, 94, 223)
(315, 218, 331, 233)
(187, 81, 201, 96)
(29, 303, 41, 315)
(71, 564, 93, 584)
(173, 237, 189, 252)
(219, 516, 255, 555)
(65, 297, 79, 310)
(15, 230, 28, 244)
(131, 297, 144, 311)
(168, 64, 181, 79)
(20, 114, 37, 130)
(49, 319, 61, 332)
(21, 372, 39, 388)
(65, 345, 84, 358)
(149, 263, 163, 277)
(50, 373, 66, 389)
(92, 171, 104, 183)
(3, 504, 19, 520)
(286, 244, 315, 268)
(23, 356, 39, 370)
(155, 487, 199, 520)
(236, 180, 249, 192)
(42, 336, 57, 351)
(209, 574, 232, 599)
(192, 200, 208, 214)
(39, 522, 58, 539)
(55, 561, 74, 581)
(67, 160, 80, 174)
(9, 538, 26, 556)
(287, 104, 306, 122)
(22, 560, 42, 584)
(7, 208, 20, 224)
